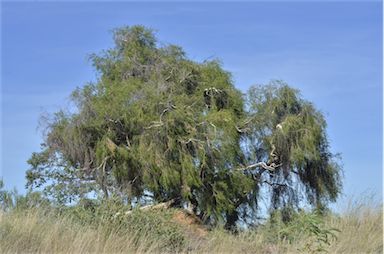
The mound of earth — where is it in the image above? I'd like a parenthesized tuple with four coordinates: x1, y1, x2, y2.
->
(171, 210, 208, 239)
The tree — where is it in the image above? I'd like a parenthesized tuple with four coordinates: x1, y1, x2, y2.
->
(26, 25, 342, 228)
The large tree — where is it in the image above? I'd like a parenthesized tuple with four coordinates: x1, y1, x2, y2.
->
(26, 26, 342, 228)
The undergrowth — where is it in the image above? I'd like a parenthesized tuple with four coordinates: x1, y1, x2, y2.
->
(0, 189, 382, 253)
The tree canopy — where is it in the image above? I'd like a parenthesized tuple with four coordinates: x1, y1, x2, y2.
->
(26, 25, 342, 228)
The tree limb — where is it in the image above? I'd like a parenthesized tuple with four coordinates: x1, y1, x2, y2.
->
(262, 180, 288, 188)
(236, 161, 281, 172)
(114, 198, 177, 217)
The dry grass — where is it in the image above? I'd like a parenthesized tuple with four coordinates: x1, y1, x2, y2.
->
(0, 209, 137, 253)
(324, 201, 383, 254)
(0, 199, 382, 254)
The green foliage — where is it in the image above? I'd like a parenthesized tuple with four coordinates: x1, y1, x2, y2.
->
(26, 25, 342, 228)
(0, 179, 50, 211)
(245, 82, 342, 211)
(262, 209, 339, 253)
(0, 179, 14, 211)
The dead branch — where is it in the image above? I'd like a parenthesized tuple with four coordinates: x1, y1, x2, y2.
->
(115, 199, 176, 217)
(262, 180, 288, 188)
(235, 116, 257, 133)
(144, 122, 164, 129)
(236, 161, 281, 172)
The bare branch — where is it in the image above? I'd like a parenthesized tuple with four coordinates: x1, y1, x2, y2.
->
(144, 122, 164, 129)
(209, 122, 217, 140)
(115, 198, 177, 217)
(236, 161, 279, 172)
(235, 116, 256, 133)
(180, 138, 204, 145)
(144, 102, 176, 129)
(262, 180, 288, 188)
(235, 125, 250, 133)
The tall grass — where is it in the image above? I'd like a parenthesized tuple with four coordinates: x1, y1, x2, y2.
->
(0, 199, 382, 253)
(0, 207, 186, 254)
(324, 199, 383, 254)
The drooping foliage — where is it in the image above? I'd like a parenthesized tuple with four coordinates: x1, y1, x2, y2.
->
(244, 84, 342, 213)
(26, 25, 342, 228)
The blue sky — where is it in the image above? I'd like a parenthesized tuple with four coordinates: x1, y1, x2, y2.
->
(1, 2, 382, 208)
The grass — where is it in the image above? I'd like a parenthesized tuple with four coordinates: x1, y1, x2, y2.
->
(0, 199, 382, 254)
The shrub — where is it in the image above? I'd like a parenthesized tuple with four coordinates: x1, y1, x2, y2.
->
(261, 209, 339, 253)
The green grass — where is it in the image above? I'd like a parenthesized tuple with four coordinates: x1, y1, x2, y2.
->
(0, 199, 382, 254)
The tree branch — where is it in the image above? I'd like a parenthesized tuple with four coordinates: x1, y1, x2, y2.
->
(236, 161, 281, 172)
(262, 180, 288, 188)
(114, 198, 177, 217)
(144, 102, 176, 129)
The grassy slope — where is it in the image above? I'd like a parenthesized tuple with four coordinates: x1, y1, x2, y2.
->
(0, 202, 382, 254)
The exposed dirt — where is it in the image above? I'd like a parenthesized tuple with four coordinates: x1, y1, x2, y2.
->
(172, 210, 208, 239)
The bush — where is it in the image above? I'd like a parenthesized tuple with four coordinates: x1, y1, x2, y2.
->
(261, 209, 339, 253)
(1, 180, 50, 212)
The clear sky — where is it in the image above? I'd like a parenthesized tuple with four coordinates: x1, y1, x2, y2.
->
(1, 1, 382, 208)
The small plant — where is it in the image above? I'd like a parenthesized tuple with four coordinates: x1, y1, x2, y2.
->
(279, 211, 340, 253)
(0, 179, 14, 211)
